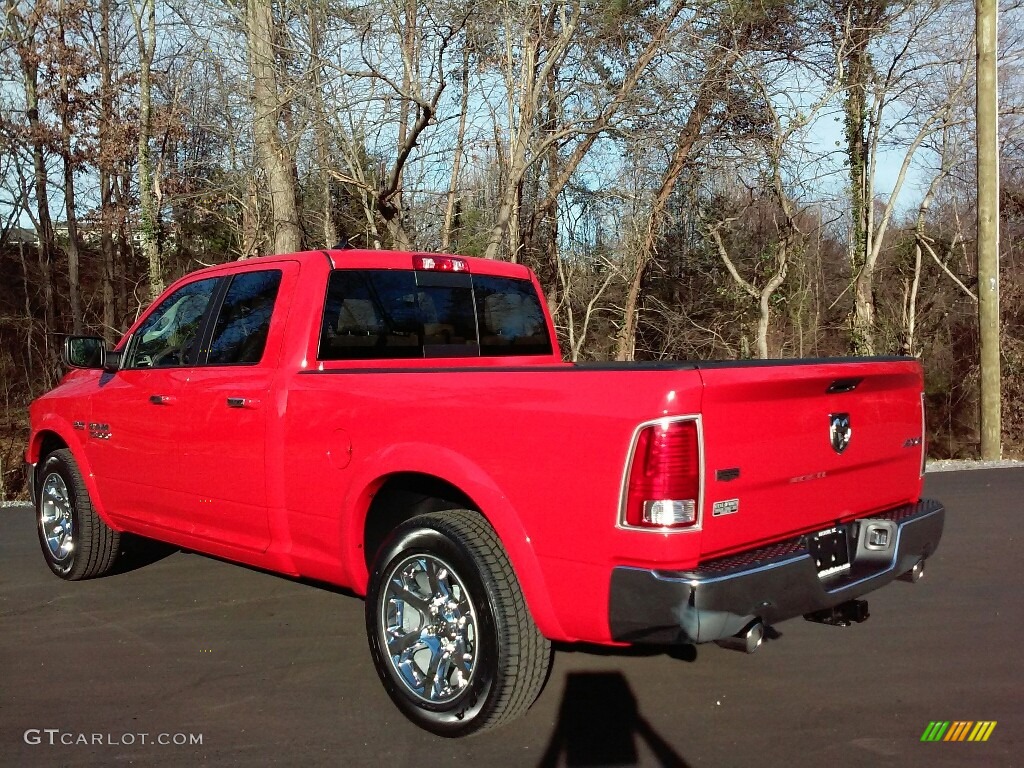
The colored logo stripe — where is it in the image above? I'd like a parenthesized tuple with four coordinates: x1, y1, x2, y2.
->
(969, 722, 997, 742)
(921, 721, 997, 742)
(944, 721, 972, 741)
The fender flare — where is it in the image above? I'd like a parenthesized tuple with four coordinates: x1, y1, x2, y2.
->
(341, 442, 566, 641)
(29, 417, 119, 530)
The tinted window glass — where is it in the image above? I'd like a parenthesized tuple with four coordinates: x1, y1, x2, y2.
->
(473, 275, 552, 356)
(207, 270, 282, 365)
(126, 277, 219, 368)
(318, 269, 551, 360)
(319, 270, 478, 360)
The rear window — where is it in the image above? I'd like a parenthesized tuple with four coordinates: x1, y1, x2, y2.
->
(318, 269, 552, 360)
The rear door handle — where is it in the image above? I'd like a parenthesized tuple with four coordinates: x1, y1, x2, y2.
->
(227, 397, 261, 409)
(149, 394, 175, 405)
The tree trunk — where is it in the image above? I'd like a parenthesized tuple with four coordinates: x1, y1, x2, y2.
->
(246, 0, 303, 255)
(132, 0, 163, 300)
(840, 1, 883, 355)
(23, 54, 58, 372)
(57, 2, 83, 334)
(61, 149, 83, 334)
(114, 172, 132, 318)
(852, 268, 875, 353)
(99, 0, 116, 340)
(756, 243, 789, 360)
(18, 239, 34, 383)
(309, 10, 337, 249)
(441, 44, 470, 252)
(241, 176, 261, 258)
(483, 13, 542, 261)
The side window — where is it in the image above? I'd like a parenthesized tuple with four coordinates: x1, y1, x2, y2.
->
(207, 270, 282, 365)
(473, 276, 553, 356)
(125, 278, 219, 368)
(318, 270, 478, 360)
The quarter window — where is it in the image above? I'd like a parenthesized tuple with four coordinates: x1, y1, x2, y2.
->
(473, 275, 552, 356)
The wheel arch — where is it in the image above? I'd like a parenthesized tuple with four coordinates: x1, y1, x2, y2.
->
(29, 420, 115, 528)
(346, 446, 565, 641)
(30, 429, 69, 466)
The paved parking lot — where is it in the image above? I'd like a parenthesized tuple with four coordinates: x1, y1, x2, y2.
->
(1, 469, 1019, 767)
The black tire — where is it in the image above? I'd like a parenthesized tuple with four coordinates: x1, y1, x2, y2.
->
(365, 510, 552, 736)
(35, 449, 121, 580)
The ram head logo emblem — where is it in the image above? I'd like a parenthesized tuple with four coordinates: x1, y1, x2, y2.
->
(830, 413, 852, 454)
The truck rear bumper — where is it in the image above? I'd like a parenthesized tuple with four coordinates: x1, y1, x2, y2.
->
(609, 498, 944, 644)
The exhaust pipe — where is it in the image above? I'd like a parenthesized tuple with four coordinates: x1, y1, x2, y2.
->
(898, 559, 925, 583)
(715, 620, 764, 654)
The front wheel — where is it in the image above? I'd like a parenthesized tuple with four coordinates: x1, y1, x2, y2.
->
(36, 449, 121, 580)
(365, 510, 551, 736)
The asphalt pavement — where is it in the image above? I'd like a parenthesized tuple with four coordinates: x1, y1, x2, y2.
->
(1, 469, 1020, 767)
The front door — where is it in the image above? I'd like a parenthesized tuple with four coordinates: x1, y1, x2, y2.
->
(88, 276, 221, 533)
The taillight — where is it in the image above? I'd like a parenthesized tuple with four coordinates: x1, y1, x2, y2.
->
(413, 254, 469, 272)
(622, 419, 702, 529)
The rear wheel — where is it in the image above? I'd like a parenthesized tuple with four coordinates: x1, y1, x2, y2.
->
(365, 510, 551, 736)
(36, 449, 121, 580)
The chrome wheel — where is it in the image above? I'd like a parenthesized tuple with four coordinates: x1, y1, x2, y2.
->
(380, 554, 478, 703)
(40, 472, 74, 562)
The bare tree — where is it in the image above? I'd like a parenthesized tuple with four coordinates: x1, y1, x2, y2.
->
(6, 0, 59, 372)
(96, 0, 118, 339)
(246, 0, 303, 254)
(832, 0, 974, 353)
(130, 0, 165, 297)
(480, 1, 688, 263)
(54, 0, 87, 333)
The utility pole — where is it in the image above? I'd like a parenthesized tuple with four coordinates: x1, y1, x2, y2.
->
(976, 0, 1001, 459)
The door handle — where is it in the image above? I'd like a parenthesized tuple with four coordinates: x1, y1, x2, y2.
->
(149, 394, 175, 405)
(827, 378, 863, 394)
(227, 397, 261, 409)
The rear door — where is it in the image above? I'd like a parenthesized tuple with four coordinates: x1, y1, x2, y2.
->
(174, 265, 292, 552)
(697, 359, 925, 557)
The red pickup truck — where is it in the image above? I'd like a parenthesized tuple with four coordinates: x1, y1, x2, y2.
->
(27, 249, 943, 735)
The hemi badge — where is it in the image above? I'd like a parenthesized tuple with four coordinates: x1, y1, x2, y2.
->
(716, 467, 740, 482)
(712, 499, 740, 517)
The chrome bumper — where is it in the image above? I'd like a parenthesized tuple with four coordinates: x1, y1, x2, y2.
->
(609, 499, 944, 644)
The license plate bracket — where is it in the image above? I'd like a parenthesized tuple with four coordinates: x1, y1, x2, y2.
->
(808, 526, 851, 578)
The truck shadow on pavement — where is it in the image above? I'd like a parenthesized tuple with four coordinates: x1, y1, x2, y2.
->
(109, 534, 179, 575)
(554, 640, 698, 663)
(538, 672, 691, 767)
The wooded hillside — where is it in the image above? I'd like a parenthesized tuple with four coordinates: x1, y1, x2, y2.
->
(2, 0, 1023, 498)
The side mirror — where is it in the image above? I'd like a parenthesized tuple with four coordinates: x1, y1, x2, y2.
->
(102, 349, 122, 373)
(64, 336, 120, 372)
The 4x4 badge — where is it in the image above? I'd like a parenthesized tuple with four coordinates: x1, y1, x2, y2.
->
(830, 413, 851, 454)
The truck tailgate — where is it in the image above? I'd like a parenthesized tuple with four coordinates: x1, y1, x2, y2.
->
(696, 359, 925, 558)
